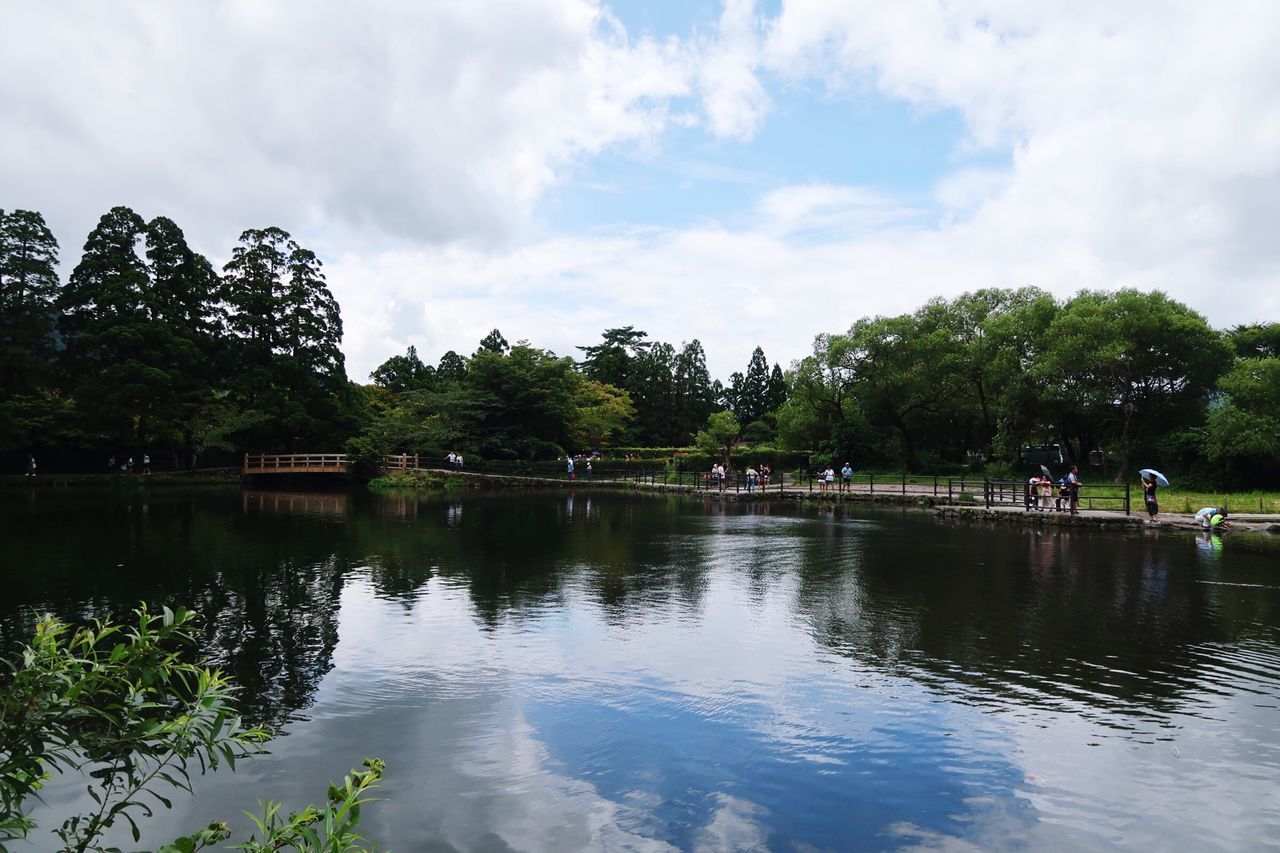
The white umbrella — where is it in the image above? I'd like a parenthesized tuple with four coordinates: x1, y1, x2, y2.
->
(1139, 468, 1170, 487)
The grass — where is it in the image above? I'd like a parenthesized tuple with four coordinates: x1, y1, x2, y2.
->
(1153, 489, 1280, 515)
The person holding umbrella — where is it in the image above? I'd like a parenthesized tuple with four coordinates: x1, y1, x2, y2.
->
(1139, 468, 1168, 522)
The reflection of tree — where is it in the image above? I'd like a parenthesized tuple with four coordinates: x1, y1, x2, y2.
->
(795, 514, 1276, 718)
(0, 489, 346, 732)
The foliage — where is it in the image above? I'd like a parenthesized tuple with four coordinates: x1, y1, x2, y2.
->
(780, 286, 1240, 482)
(0, 605, 390, 853)
(1203, 357, 1280, 485)
(0, 605, 269, 850)
(159, 759, 387, 853)
(694, 411, 740, 468)
(569, 380, 634, 451)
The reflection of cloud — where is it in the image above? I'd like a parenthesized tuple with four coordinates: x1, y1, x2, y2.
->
(693, 793, 769, 852)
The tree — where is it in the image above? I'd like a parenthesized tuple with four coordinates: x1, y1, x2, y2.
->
(0, 209, 62, 449)
(1203, 357, 1280, 484)
(765, 363, 788, 414)
(1033, 290, 1231, 478)
(222, 227, 350, 448)
(464, 344, 581, 458)
(694, 410, 740, 469)
(672, 339, 714, 441)
(577, 326, 651, 390)
(628, 341, 676, 445)
(0, 209, 61, 392)
(738, 347, 771, 423)
(371, 345, 434, 393)
(477, 328, 509, 355)
(569, 379, 634, 451)
(436, 350, 468, 383)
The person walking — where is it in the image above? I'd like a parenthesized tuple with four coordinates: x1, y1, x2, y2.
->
(1066, 465, 1082, 515)
(1142, 474, 1160, 522)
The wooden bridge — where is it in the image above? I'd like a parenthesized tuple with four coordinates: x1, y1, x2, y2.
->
(242, 453, 426, 475)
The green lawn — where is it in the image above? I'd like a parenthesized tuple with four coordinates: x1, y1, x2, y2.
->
(1153, 489, 1280, 515)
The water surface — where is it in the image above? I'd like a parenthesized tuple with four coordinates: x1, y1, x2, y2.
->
(3, 488, 1279, 850)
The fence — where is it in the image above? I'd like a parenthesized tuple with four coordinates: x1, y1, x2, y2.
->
(982, 478, 1131, 514)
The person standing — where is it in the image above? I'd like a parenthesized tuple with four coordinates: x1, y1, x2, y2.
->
(1038, 474, 1052, 510)
(824, 466, 835, 492)
(567, 456, 575, 481)
(716, 463, 726, 493)
(125, 456, 134, 474)
(1027, 474, 1041, 511)
(841, 462, 853, 493)
(142, 453, 151, 475)
(1142, 475, 1160, 521)
(586, 459, 593, 480)
(746, 465, 757, 493)
(455, 453, 463, 470)
(447, 451, 456, 468)
(25, 454, 36, 477)
(1067, 465, 1081, 515)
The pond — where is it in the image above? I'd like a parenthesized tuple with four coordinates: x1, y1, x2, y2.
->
(3, 488, 1279, 850)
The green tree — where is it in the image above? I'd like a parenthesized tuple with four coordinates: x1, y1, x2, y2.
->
(222, 227, 350, 448)
(577, 326, 651, 390)
(0, 209, 63, 451)
(477, 328, 509, 355)
(464, 344, 581, 458)
(436, 349, 468, 383)
(694, 410, 740, 469)
(1203, 357, 1280, 484)
(737, 347, 771, 424)
(371, 345, 434, 393)
(1033, 289, 1231, 478)
(569, 379, 634, 451)
(672, 339, 714, 442)
(58, 207, 218, 455)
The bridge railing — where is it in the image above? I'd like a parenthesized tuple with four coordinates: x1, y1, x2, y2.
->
(244, 453, 350, 473)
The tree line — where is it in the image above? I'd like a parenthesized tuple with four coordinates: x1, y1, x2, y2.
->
(777, 287, 1280, 486)
(0, 207, 790, 470)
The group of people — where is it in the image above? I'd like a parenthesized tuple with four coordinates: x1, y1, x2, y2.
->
(705, 463, 773, 492)
(107, 454, 151, 475)
(565, 456, 593, 480)
(445, 451, 464, 469)
(1026, 465, 1083, 514)
(814, 463, 856, 493)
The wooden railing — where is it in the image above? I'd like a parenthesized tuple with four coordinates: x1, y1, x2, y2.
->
(243, 453, 351, 474)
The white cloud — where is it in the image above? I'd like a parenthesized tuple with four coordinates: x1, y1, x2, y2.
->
(4, 1, 1279, 383)
(0, 0, 692, 253)
(696, 0, 771, 140)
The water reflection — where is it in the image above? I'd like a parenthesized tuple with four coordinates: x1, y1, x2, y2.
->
(3, 490, 1279, 850)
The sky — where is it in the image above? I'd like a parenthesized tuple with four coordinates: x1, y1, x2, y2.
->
(3, 0, 1279, 382)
